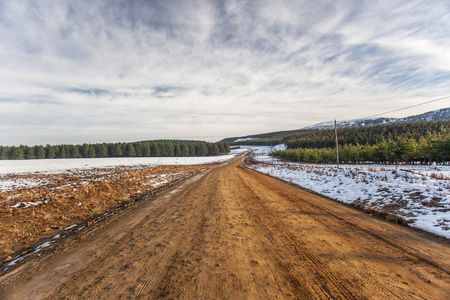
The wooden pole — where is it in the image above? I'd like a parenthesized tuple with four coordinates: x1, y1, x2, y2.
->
(335, 119, 340, 168)
(271, 143, 273, 164)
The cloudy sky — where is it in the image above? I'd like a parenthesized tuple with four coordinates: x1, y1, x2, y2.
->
(1, 0, 450, 146)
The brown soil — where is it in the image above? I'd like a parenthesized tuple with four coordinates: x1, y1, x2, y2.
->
(0, 163, 220, 258)
(0, 157, 449, 299)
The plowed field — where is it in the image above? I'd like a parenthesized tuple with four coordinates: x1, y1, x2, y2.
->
(1, 157, 449, 299)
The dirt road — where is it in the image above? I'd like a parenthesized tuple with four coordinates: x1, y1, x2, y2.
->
(1, 157, 449, 299)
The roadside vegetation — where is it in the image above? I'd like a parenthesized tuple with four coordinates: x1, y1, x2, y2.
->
(0, 140, 230, 160)
(273, 121, 450, 164)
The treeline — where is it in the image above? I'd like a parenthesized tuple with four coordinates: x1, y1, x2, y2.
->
(272, 135, 450, 164)
(284, 120, 450, 149)
(0, 140, 230, 160)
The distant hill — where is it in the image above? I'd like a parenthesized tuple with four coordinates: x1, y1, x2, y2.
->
(397, 107, 450, 123)
(306, 107, 450, 130)
(304, 118, 396, 130)
(221, 107, 450, 145)
(220, 129, 308, 146)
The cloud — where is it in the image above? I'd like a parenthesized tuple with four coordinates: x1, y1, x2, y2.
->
(56, 88, 111, 97)
(151, 86, 186, 98)
(0, 0, 449, 145)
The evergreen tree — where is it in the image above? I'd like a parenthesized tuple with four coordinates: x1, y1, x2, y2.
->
(418, 138, 432, 163)
(45, 144, 56, 159)
(59, 146, 67, 158)
(189, 144, 196, 156)
(142, 142, 151, 157)
(209, 144, 220, 156)
(429, 136, 450, 162)
(151, 143, 161, 157)
(199, 143, 208, 156)
(396, 138, 417, 162)
(96, 143, 108, 157)
(81, 143, 90, 158)
(165, 143, 175, 156)
(125, 143, 136, 157)
(374, 139, 389, 162)
(112, 143, 123, 157)
(0, 147, 8, 160)
(25, 147, 35, 159)
(87, 144, 96, 158)
(181, 144, 190, 157)
(174, 144, 182, 157)
(70, 145, 82, 158)
(218, 143, 226, 154)
(107, 144, 115, 157)
(35, 145, 46, 159)
(134, 143, 143, 157)
(11, 147, 25, 160)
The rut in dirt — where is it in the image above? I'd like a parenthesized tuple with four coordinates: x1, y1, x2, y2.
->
(0, 157, 449, 299)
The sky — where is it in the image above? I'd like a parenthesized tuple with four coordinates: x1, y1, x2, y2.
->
(1, 0, 450, 146)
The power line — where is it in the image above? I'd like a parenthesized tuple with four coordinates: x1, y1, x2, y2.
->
(362, 95, 450, 119)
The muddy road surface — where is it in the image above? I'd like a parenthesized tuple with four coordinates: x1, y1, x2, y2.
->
(1, 157, 449, 299)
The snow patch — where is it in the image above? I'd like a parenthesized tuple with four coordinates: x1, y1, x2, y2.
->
(237, 144, 287, 156)
(249, 160, 450, 239)
(234, 137, 258, 142)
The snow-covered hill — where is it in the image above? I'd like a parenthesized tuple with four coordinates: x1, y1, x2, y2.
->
(398, 107, 450, 123)
(304, 117, 396, 130)
(305, 107, 450, 130)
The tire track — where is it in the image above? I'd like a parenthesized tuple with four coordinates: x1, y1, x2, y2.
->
(242, 165, 450, 276)
(236, 163, 449, 299)
(234, 168, 359, 299)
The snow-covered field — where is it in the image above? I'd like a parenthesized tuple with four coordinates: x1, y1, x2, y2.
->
(243, 145, 450, 239)
(0, 155, 236, 176)
(0, 154, 238, 193)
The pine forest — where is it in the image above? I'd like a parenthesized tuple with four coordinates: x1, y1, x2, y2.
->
(0, 140, 230, 160)
(273, 120, 450, 164)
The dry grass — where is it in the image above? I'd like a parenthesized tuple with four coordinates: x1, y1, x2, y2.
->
(352, 203, 409, 225)
(0, 163, 221, 259)
(430, 172, 450, 180)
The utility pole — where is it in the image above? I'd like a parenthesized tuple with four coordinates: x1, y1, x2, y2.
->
(271, 143, 273, 164)
(335, 119, 340, 168)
